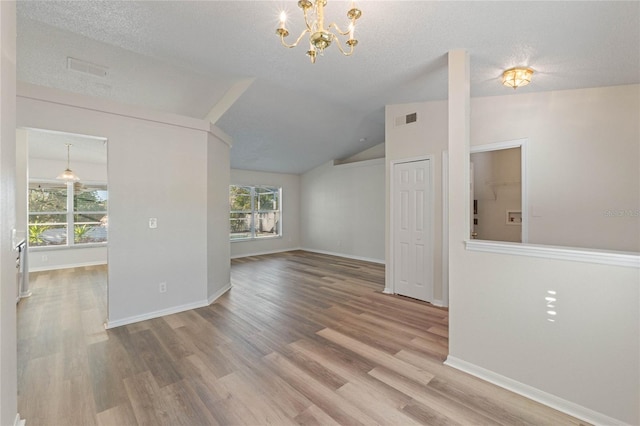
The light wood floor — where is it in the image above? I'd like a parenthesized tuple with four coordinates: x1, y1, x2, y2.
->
(18, 251, 587, 425)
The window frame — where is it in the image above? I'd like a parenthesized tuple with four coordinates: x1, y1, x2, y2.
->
(28, 179, 108, 249)
(229, 184, 282, 241)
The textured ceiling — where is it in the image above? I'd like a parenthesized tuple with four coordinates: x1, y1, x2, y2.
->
(17, 1, 640, 174)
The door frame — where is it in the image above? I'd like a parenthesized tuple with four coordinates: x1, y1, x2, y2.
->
(470, 138, 528, 243)
(387, 155, 435, 299)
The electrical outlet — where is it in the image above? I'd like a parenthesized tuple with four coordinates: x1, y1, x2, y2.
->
(42, 255, 48, 262)
(159, 282, 167, 293)
(149, 218, 158, 229)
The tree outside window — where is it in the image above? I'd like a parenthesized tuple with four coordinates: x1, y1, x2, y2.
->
(28, 181, 108, 247)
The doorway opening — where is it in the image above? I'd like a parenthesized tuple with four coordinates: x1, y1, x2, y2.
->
(17, 128, 108, 320)
(470, 139, 528, 243)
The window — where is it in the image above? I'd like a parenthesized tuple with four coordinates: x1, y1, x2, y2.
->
(230, 185, 281, 240)
(29, 181, 108, 247)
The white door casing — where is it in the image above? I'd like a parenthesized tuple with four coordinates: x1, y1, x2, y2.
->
(392, 158, 433, 302)
(470, 161, 475, 239)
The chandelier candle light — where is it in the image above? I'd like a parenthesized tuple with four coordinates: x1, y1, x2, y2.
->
(277, 0, 362, 63)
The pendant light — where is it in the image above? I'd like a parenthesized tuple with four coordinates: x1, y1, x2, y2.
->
(56, 143, 80, 182)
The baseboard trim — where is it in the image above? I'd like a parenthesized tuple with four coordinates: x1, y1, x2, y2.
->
(29, 260, 107, 273)
(14, 413, 25, 426)
(380, 290, 447, 308)
(106, 299, 209, 329)
(207, 282, 232, 305)
(444, 356, 629, 426)
(106, 282, 233, 329)
(300, 248, 385, 265)
(16, 291, 32, 304)
(231, 247, 302, 259)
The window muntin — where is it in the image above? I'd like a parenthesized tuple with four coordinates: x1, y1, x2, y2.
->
(29, 181, 108, 247)
(73, 185, 108, 244)
(230, 185, 281, 240)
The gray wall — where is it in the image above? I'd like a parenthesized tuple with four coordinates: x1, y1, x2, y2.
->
(301, 159, 385, 263)
(0, 2, 18, 423)
(17, 82, 230, 326)
(208, 132, 231, 301)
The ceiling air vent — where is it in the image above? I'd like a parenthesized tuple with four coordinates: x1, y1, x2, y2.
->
(395, 112, 418, 127)
(67, 57, 108, 78)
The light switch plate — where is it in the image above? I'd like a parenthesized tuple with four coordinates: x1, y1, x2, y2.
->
(149, 218, 157, 229)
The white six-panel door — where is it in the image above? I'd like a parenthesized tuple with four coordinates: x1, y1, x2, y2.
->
(392, 159, 433, 302)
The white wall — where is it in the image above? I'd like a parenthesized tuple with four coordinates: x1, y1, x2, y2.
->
(17, 83, 231, 327)
(449, 248, 639, 425)
(0, 2, 18, 424)
(472, 85, 640, 252)
(230, 169, 301, 258)
(28, 158, 107, 182)
(399, 54, 639, 426)
(28, 246, 107, 272)
(337, 142, 385, 164)
(301, 159, 385, 263)
(456, 84, 639, 426)
(385, 101, 448, 302)
(387, 85, 640, 256)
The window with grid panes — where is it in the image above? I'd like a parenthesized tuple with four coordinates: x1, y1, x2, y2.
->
(229, 185, 281, 240)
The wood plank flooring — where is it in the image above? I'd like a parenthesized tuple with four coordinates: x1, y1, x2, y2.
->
(17, 251, 588, 425)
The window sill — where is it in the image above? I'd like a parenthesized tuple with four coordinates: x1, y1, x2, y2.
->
(29, 243, 107, 252)
(465, 240, 640, 268)
(231, 236, 282, 243)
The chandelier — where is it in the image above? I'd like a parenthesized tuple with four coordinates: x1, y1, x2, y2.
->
(276, 0, 362, 64)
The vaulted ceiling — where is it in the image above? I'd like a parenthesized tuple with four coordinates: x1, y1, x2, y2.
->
(17, 1, 640, 174)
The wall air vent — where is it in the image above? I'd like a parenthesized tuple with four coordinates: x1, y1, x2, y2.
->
(395, 112, 418, 127)
(67, 57, 108, 78)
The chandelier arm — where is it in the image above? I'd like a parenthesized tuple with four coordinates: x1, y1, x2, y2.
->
(280, 29, 312, 48)
(302, 7, 316, 32)
(275, 2, 361, 63)
(327, 22, 351, 36)
(332, 36, 356, 57)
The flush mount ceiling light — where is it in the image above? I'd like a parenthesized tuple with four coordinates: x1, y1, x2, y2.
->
(56, 143, 80, 182)
(502, 67, 534, 89)
(276, 0, 362, 64)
